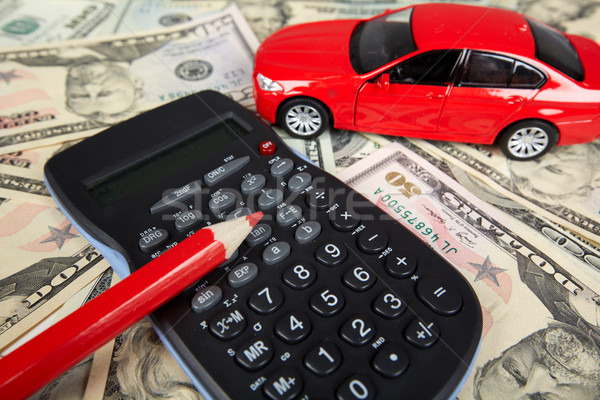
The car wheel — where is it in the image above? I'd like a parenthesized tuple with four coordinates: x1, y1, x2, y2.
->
(278, 98, 329, 139)
(498, 121, 557, 161)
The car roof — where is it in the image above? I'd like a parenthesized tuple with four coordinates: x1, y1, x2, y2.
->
(410, 3, 536, 58)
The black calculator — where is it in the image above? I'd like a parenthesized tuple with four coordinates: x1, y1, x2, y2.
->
(44, 91, 482, 400)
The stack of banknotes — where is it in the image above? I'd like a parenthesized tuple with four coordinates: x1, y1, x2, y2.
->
(0, 1, 598, 399)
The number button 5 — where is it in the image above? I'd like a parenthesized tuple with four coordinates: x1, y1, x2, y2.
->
(310, 287, 345, 317)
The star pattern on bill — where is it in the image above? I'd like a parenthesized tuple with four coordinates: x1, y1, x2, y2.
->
(41, 224, 79, 249)
(0, 70, 21, 84)
(470, 255, 506, 286)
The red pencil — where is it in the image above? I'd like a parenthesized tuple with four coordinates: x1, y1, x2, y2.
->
(0, 211, 263, 400)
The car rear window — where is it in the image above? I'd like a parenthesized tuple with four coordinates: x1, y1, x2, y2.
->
(526, 18, 584, 81)
(349, 8, 417, 74)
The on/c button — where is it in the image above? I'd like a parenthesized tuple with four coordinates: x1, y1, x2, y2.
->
(259, 140, 276, 155)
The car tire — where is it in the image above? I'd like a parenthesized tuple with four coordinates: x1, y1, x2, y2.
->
(278, 98, 330, 139)
(498, 120, 557, 161)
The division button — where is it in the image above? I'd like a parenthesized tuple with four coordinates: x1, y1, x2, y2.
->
(372, 343, 409, 379)
(235, 335, 274, 371)
(138, 228, 169, 252)
(305, 188, 331, 210)
(208, 191, 236, 215)
(175, 209, 203, 232)
(245, 223, 272, 246)
(259, 140, 276, 156)
(276, 205, 302, 227)
(275, 311, 312, 344)
(264, 367, 303, 400)
(241, 174, 266, 195)
(191, 285, 222, 313)
(356, 228, 388, 254)
(336, 375, 375, 400)
(209, 308, 247, 340)
(416, 276, 462, 316)
(385, 249, 417, 279)
(270, 158, 294, 177)
(288, 172, 312, 192)
(404, 318, 440, 349)
(295, 221, 321, 244)
(258, 188, 284, 210)
(263, 242, 291, 265)
(228, 263, 258, 288)
(304, 342, 342, 376)
(204, 156, 250, 187)
(150, 180, 203, 214)
(315, 241, 347, 267)
(330, 209, 360, 232)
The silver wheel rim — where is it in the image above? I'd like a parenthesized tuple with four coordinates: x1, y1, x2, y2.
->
(285, 105, 322, 136)
(507, 127, 549, 158)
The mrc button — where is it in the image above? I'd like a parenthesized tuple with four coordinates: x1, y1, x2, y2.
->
(138, 229, 169, 252)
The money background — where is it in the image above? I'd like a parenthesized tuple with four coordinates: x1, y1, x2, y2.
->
(0, 0, 598, 399)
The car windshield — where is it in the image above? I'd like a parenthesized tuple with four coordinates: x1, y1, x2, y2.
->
(349, 8, 417, 74)
(527, 18, 584, 81)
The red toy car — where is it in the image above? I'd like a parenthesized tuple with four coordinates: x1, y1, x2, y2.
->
(253, 3, 600, 160)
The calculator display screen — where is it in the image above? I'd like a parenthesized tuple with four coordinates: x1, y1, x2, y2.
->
(86, 118, 248, 206)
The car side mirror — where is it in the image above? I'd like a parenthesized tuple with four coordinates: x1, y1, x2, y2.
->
(377, 73, 390, 90)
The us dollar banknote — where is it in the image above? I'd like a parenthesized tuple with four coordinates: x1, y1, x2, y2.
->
(0, 4, 259, 154)
(337, 142, 600, 399)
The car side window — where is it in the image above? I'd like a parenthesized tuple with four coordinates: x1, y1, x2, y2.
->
(388, 50, 461, 85)
(510, 62, 545, 88)
(461, 52, 513, 87)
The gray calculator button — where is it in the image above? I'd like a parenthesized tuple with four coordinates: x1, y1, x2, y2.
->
(150, 180, 202, 214)
(270, 158, 294, 177)
(228, 263, 258, 288)
(258, 189, 283, 210)
(276, 205, 302, 227)
(295, 221, 321, 244)
(191, 285, 222, 313)
(204, 156, 250, 187)
(288, 172, 312, 192)
(138, 229, 169, 252)
(209, 191, 236, 215)
(263, 242, 291, 265)
(226, 207, 252, 220)
(245, 223, 272, 246)
(175, 209, 203, 232)
(241, 174, 266, 195)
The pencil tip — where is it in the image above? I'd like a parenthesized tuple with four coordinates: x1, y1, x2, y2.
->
(245, 211, 264, 228)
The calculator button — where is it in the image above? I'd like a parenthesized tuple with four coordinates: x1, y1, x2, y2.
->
(314, 241, 347, 267)
(305, 188, 331, 210)
(263, 367, 303, 400)
(276, 205, 302, 227)
(404, 318, 440, 348)
(258, 140, 276, 156)
(263, 242, 291, 265)
(270, 158, 294, 177)
(150, 180, 203, 214)
(385, 249, 417, 279)
(295, 221, 321, 244)
(339, 315, 376, 346)
(275, 311, 312, 344)
(204, 156, 250, 187)
(235, 335, 273, 371)
(191, 285, 222, 313)
(209, 309, 247, 340)
(330, 209, 360, 232)
(310, 287, 345, 317)
(283, 264, 317, 290)
(241, 174, 266, 195)
(138, 229, 169, 252)
(245, 223, 272, 246)
(372, 343, 409, 379)
(258, 188, 284, 210)
(356, 228, 388, 254)
(248, 285, 284, 314)
(336, 375, 375, 400)
(208, 191, 236, 215)
(226, 207, 252, 220)
(174, 209, 203, 232)
(304, 342, 342, 376)
(372, 291, 406, 319)
(343, 266, 376, 292)
(228, 263, 258, 288)
(416, 276, 462, 316)
(287, 172, 312, 192)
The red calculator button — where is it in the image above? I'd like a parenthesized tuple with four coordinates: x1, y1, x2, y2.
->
(259, 140, 276, 155)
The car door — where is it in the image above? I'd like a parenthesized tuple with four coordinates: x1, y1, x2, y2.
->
(438, 51, 545, 139)
(354, 50, 461, 133)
